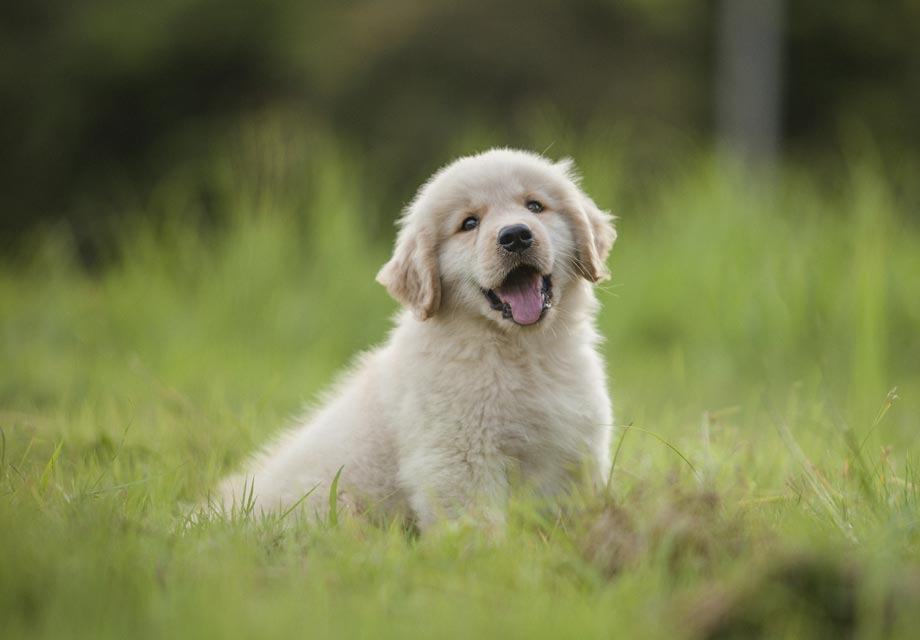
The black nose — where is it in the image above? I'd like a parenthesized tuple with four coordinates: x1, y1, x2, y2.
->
(498, 224, 534, 253)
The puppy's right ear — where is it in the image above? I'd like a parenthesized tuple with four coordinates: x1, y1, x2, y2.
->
(376, 225, 441, 320)
(571, 193, 617, 283)
(557, 157, 617, 282)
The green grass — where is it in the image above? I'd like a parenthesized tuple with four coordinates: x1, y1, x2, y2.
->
(2, 141, 920, 638)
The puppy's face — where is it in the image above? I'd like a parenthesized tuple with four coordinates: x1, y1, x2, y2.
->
(378, 149, 616, 331)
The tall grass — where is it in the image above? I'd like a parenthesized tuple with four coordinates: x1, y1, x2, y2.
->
(2, 135, 920, 638)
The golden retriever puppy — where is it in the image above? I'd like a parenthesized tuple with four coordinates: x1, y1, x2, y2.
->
(216, 148, 617, 531)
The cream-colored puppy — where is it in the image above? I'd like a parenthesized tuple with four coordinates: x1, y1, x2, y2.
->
(216, 148, 617, 531)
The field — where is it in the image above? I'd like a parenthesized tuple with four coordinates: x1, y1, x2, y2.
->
(3, 138, 920, 638)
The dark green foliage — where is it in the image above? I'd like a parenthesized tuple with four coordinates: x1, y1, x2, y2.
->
(3, 0, 919, 253)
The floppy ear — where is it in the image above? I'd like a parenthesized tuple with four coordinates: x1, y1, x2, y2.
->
(376, 225, 441, 320)
(570, 193, 617, 283)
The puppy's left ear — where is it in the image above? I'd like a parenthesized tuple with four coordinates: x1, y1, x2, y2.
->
(571, 192, 617, 283)
(376, 225, 441, 320)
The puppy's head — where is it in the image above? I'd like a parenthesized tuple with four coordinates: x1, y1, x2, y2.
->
(377, 149, 616, 329)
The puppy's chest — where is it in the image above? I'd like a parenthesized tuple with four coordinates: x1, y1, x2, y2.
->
(429, 350, 593, 454)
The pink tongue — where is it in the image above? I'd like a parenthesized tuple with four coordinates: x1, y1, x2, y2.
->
(496, 271, 543, 325)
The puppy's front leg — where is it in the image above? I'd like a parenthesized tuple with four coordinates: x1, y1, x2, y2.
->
(400, 450, 509, 535)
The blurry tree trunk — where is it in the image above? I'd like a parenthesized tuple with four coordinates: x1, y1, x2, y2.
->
(716, 0, 785, 166)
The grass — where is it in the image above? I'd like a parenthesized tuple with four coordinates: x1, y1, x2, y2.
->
(2, 136, 920, 638)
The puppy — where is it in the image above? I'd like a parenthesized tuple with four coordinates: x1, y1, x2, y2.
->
(216, 148, 617, 531)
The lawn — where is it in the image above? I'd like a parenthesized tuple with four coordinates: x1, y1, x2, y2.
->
(2, 141, 920, 638)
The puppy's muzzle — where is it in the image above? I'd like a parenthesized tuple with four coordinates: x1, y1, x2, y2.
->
(498, 224, 533, 254)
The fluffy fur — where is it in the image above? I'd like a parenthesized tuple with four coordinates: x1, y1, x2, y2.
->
(215, 148, 617, 531)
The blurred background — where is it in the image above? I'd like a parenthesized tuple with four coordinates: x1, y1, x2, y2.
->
(2, 0, 919, 256)
(2, 0, 919, 459)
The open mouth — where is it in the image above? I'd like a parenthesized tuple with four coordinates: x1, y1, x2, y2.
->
(483, 266, 553, 326)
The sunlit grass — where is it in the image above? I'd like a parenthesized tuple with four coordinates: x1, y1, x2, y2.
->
(2, 139, 920, 638)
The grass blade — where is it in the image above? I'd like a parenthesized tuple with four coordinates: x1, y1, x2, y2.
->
(328, 465, 344, 527)
(39, 440, 64, 495)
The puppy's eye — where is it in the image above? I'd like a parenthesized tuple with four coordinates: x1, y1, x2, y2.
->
(460, 216, 479, 232)
(526, 200, 544, 213)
